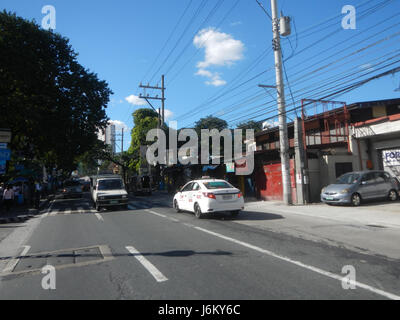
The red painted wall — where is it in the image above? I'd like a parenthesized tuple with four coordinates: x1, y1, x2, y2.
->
(256, 160, 296, 202)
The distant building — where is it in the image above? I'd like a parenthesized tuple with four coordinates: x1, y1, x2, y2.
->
(98, 123, 116, 153)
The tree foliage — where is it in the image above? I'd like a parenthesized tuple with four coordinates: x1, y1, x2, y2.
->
(0, 11, 112, 174)
(194, 116, 228, 134)
(237, 120, 262, 133)
(128, 108, 159, 172)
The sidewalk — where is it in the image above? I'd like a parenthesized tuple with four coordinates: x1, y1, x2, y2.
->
(244, 199, 400, 228)
(238, 199, 400, 260)
(0, 196, 51, 224)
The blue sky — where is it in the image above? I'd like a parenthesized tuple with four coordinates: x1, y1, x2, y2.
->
(2, 0, 400, 150)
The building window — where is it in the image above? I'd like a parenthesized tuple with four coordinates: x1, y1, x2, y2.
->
(335, 162, 353, 178)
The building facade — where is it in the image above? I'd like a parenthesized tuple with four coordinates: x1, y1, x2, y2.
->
(254, 98, 400, 203)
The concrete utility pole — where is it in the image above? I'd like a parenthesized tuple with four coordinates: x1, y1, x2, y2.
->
(270, 0, 292, 205)
(139, 75, 166, 128)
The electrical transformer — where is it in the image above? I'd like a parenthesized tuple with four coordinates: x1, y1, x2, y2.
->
(280, 16, 291, 37)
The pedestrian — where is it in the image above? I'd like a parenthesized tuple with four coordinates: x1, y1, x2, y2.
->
(3, 185, 15, 213)
(34, 181, 42, 209)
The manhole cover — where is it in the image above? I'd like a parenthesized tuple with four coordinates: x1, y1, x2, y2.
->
(3, 245, 113, 276)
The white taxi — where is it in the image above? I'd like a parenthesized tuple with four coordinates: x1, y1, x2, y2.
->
(173, 179, 244, 219)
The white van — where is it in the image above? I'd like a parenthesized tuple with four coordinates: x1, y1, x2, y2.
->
(90, 175, 129, 211)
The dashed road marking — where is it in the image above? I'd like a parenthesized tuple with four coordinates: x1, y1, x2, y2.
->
(125, 246, 168, 283)
(95, 213, 104, 222)
(144, 208, 400, 300)
(145, 209, 167, 218)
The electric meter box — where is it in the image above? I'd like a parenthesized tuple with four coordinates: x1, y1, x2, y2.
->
(280, 16, 291, 37)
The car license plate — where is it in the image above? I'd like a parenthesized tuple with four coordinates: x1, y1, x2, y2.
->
(223, 195, 232, 200)
(110, 200, 119, 205)
(326, 197, 334, 201)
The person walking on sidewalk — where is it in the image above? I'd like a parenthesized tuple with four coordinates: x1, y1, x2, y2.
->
(3, 185, 15, 213)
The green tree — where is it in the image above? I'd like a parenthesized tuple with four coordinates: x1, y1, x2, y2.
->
(237, 120, 262, 133)
(128, 108, 159, 172)
(194, 116, 228, 134)
(0, 11, 111, 174)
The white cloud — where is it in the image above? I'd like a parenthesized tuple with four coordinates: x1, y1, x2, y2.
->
(157, 109, 174, 120)
(109, 120, 130, 131)
(125, 94, 147, 106)
(195, 69, 227, 87)
(194, 28, 245, 69)
(193, 28, 244, 87)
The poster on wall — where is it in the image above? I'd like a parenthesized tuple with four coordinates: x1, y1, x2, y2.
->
(382, 149, 400, 166)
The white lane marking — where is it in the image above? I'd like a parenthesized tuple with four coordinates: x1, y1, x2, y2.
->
(125, 246, 168, 283)
(191, 226, 400, 300)
(95, 213, 104, 222)
(42, 200, 56, 218)
(77, 207, 84, 214)
(2, 245, 31, 274)
(168, 217, 180, 222)
(63, 209, 72, 215)
(50, 209, 59, 216)
(145, 209, 167, 218)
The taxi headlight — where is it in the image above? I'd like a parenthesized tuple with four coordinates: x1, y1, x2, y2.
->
(321, 187, 326, 194)
(340, 189, 350, 194)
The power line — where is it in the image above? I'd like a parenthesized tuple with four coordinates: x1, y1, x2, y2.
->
(182, 9, 400, 126)
(174, 0, 395, 124)
(141, 0, 194, 84)
(255, 0, 272, 20)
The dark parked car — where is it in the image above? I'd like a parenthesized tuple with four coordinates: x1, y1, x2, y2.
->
(60, 180, 83, 199)
(321, 170, 399, 206)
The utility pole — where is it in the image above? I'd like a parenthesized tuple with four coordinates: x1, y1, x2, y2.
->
(121, 128, 124, 153)
(139, 75, 166, 128)
(270, 0, 292, 205)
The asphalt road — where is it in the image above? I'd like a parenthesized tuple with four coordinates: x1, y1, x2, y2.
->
(0, 192, 399, 300)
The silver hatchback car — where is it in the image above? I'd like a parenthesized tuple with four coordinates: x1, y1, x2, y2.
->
(321, 170, 399, 206)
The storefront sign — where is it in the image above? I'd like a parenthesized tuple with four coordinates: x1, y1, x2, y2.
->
(0, 149, 11, 161)
(226, 162, 235, 173)
(383, 149, 400, 166)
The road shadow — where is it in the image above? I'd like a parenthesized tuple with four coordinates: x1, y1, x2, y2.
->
(204, 210, 284, 221)
(0, 250, 233, 262)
